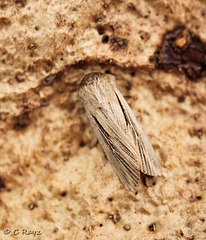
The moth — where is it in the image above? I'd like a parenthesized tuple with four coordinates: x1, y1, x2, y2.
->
(78, 72, 161, 190)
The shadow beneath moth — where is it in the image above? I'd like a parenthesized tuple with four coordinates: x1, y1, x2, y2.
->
(78, 72, 161, 190)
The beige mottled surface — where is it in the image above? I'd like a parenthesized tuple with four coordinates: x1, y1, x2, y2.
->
(0, 1, 206, 240)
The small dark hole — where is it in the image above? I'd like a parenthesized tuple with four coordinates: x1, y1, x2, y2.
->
(35, 26, 40, 31)
(131, 71, 135, 77)
(61, 191, 67, 197)
(43, 74, 56, 85)
(0, 177, 5, 190)
(195, 196, 202, 201)
(53, 227, 58, 233)
(108, 197, 113, 202)
(102, 35, 109, 43)
(99, 224, 103, 227)
(123, 224, 131, 231)
(80, 141, 86, 147)
(178, 96, 185, 103)
(149, 56, 155, 62)
(103, 3, 109, 8)
(28, 203, 38, 210)
(97, 26, 105, 35)
(105, 70, 111, 74)
(148, 223, 156, 232)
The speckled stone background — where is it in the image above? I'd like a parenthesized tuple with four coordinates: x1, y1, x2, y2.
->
(0, 1, 205, 240)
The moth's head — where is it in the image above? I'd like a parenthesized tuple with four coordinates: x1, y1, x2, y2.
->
(78, 72, 116, 101)
(79, 72, 116, 88)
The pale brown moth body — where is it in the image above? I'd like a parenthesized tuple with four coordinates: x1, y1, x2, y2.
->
(79, 72, 161, 190)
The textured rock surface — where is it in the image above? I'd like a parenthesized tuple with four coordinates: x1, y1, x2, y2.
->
(0, 0, 205, 239)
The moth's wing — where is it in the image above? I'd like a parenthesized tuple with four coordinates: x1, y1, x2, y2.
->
(114, 88, 161, 176)
(85, 107, 140, 191)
